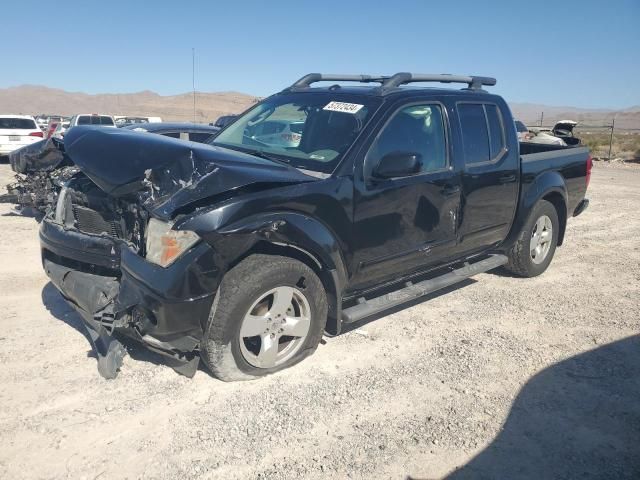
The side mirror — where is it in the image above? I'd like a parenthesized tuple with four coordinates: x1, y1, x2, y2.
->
(374, 152, 423, 178)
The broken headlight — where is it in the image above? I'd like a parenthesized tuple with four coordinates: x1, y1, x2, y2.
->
(145, 218, 200, 268)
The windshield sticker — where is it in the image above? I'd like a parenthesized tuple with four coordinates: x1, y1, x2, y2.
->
(323, 101, 364, 114)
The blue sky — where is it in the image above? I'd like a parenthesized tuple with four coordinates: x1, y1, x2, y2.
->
(3, 0, 639, 108)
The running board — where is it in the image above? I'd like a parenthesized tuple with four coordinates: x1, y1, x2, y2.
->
(341, 254, 508, 324)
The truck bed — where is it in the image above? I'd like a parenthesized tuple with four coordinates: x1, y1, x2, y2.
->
(520, 142, 590, 219)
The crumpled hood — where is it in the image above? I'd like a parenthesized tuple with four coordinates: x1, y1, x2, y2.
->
(63, 126, 317, 219)
(10, 137, 69, 174)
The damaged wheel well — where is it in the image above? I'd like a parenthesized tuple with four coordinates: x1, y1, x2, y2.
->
(228, 241, 341, 336)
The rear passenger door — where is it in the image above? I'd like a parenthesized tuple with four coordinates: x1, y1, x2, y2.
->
(350, 100, 461, 291)
(455, 102, 519, 255)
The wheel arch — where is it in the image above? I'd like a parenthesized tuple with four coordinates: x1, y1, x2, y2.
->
(213, 212, 349, 336)
(503, 171, 568, 249)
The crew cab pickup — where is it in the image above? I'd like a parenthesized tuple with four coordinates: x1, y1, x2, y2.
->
(39, 73, 591, 380)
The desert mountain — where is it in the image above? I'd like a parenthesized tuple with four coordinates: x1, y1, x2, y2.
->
(0, 85, 259, 123)
(1, 85, 638, 130)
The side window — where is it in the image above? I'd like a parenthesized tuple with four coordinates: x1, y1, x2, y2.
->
(458, 103, 506, 164)
(485, 104, 505, 157)
(189, 132, 213, 143)
(368, 104, 447, 175)
(458, 104, 490, 164)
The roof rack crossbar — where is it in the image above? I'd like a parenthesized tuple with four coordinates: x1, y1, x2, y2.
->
(287, 72, 497, 92)
(382, 73, 496, 90)
(289, 73, 388, 89)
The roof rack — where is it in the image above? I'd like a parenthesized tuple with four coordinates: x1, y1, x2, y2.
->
(286, 72, 496, 92)
(290, 73, 389, 89)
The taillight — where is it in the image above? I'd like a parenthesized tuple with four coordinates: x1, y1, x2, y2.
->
(29, 131, 44, 138)
(586, 155, 593, 189)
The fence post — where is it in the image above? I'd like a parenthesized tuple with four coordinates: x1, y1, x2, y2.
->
(607, 117, 615, 160)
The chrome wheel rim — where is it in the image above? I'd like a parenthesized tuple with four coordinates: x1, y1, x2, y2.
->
(238, 286, 311, 369)
(530, 215, 553, 264)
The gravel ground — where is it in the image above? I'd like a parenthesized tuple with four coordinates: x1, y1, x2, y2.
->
(0, 161, 638, 479)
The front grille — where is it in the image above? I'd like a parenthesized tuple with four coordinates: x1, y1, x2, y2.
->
(72, 205, 123, 237)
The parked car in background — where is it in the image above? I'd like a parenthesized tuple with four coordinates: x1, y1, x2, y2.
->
(211, 114, 238, 129)
(68, 114, 116, 129)
(37, 72, 591, 380)
(246, 119, 305, 147)
(46, 118, 65, 139)
(515, 120, 532, 141)
(551, 120, 580, 146)
(57, 114, 115, 140)
(124, 122, 219, 143)
(51, 120, 70, 139)
(115, 116, 162, 128)
(0, 115, 43, 158)
(524, 120, 581, 147)
(36, 116, 48, 131)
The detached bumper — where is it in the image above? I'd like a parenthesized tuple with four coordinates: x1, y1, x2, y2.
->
(40, 217, 222, 378)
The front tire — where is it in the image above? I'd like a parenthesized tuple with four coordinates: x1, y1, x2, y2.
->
(201, 254, 327, 381)
(504, 199, 559, 277)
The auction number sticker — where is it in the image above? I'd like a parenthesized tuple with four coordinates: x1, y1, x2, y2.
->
(323, 101, 364, 114)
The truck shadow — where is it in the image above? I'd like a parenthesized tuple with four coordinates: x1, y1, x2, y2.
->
(41, 281, 95, 354)
(41, 281, 206, 373)
(1, 206, 44, 221)
(433, 335, 640, 480)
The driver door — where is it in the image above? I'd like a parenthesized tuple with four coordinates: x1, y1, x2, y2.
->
(349, 101, 461, 292)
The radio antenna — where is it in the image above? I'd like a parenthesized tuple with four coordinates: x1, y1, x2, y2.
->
(192, 48, 196, 122)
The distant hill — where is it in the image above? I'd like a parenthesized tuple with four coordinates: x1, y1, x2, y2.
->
(0, 85, 638, 130)
(0, 85, 259, 123)
(508, 102, 640, 130)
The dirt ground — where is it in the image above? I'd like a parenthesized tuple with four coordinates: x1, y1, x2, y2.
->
(0, 162, 638, 480)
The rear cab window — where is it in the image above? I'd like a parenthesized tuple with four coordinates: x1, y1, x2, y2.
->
(0, 118, 38, 129)
(77, 115, 114, 126)
(457, 102, 506, 164)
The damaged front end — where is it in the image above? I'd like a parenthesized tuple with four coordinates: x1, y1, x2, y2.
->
(2, 137, 76, 213)
(40, 126, 313, 379)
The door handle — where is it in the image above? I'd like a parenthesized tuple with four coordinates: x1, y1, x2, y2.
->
(499, 174, 516, 183)
(440, 184, 460, 196)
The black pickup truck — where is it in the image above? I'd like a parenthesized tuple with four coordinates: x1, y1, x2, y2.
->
(39, 73, 591, 380)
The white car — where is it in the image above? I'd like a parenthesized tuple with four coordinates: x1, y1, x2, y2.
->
(114, 116, 162, 127)
(248, 120, 305, 148)
(68, 114, 117, 130)
(0, 115, 44, 156)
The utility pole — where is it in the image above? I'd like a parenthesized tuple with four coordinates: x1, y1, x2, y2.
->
(540, 111, 544, 127)
(192, 48, 196, 123)
(608, 117, 615, 160)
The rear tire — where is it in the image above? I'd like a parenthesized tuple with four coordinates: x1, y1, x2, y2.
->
(201, 254, 327, 381)
(504, 199, 559, 277)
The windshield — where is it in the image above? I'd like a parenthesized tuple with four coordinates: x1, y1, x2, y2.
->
(211, 93, 381, 173)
